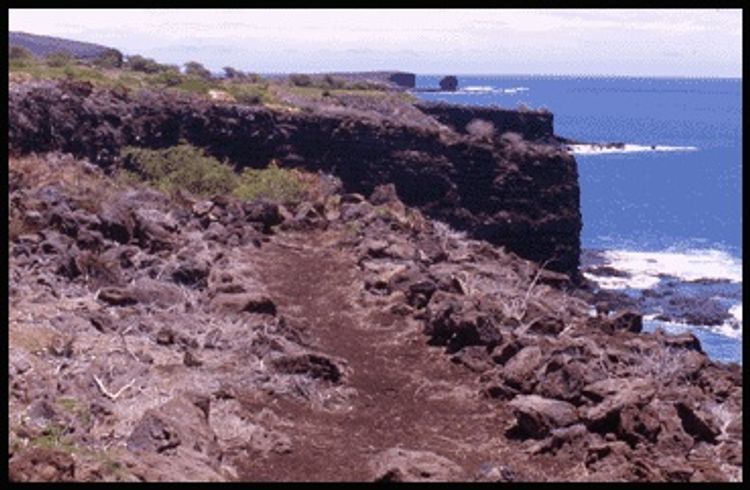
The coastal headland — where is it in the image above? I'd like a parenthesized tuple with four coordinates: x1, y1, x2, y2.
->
(7, 37, 743, 482)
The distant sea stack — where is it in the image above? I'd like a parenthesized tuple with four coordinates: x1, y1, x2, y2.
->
(413, 75, 460, 93)
(439, 76, 458, 91)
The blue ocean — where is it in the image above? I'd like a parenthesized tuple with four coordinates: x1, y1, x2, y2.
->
(414, 75, 742, 364)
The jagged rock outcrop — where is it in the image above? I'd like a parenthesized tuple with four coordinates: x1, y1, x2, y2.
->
(8, 80, 581, 278)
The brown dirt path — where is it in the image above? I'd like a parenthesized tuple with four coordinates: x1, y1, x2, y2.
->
(236, 229, 516, 481)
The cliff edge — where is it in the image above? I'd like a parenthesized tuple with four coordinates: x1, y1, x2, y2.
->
(8, 80, 582, 279)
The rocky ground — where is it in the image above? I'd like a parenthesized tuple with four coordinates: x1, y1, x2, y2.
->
(8, 154, 743, 481)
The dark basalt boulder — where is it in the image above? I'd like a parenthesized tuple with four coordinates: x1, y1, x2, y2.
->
(507, 394, 579, 439)
(425, 291, 503, 352)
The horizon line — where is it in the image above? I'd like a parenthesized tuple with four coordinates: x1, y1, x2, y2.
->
(260, 71, 742, 81)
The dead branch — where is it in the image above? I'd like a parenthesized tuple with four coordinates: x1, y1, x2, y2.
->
(93, 375, 136, 401)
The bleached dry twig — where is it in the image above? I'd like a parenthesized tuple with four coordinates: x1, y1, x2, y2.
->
(93, 375, 136, 401)
(523, 258, 554, 306)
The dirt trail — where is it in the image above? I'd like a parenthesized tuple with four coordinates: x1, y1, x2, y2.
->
(237, 229, 512, 481)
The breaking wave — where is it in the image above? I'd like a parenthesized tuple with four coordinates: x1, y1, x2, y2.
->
(567, 143, 699, 155)
(583, 248, 742, 290)
(642, 316, 742, 364)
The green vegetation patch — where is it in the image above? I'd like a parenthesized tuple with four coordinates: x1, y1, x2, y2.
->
(121, 143, 237, 196)
(120, 144, 319, 203)
(225, 83, 274, 105)
(234, 161, 315, 202)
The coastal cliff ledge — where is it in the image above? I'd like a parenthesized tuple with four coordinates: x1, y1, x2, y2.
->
(9, 79, 581, 278)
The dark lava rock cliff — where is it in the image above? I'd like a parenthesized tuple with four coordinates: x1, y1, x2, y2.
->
(8, 80, 581, 279)
(8, 153, 742, 482)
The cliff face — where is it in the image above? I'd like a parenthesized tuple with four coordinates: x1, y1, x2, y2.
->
(416, 101, 555, 142)
(8, 80, 581, 278)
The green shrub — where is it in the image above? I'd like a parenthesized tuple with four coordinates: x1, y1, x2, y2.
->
(126, 55, 167, 74)
(63, 65, 106, 82)
(226, 83, 270, 105)
(119, 144, 321, 203)
(121, 143, 237, 196)
(45, 51, 75, 67)
(223, 66, 244, 79)
(151, 68, 184, 87)
(233, 161, 313, 202)
(174, 76, 213, 95)
(93, 48, 124, 69)
(289, 74, 312, 87)
(184, 61, 212, 80)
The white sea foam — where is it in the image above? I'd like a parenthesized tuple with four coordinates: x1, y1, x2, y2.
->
(644, 314, 742, 340)
(463, 86, 495, 92)
(717, 319, 743, 339)
(567, 143, 698, 155)
(584, 249, 743, 290)
(503, 86, 530, 94)
(730, 303, 742, 323)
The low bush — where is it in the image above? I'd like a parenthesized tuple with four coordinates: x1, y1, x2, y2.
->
(120, 143, 237, 196)
(126, 55, 170, 74)
(120, 144, 319, 202)
(225, 83, 272, 105)
(234, 160, 317, 202)
(45, 51, 75, 68)
(173, 76, 214, 95)
(289, 74, 313, 87)
(184, 61, 212, 80)
(151, 68, 184, 87)
(93, 49, 124, 69)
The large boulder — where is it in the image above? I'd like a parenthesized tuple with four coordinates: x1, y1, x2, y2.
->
(508, 394, 579, 439)
(126, 395, 221, 463)
(425, 291, 502, 352)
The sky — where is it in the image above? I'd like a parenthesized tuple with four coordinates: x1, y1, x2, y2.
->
(8, 9, 743, 77)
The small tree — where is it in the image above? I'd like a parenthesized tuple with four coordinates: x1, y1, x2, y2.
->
(93, 48, 124, 69)
(126, 55, 163, 73)
(223, 66, 244, 79)
(184, 61, 212, 80)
